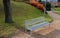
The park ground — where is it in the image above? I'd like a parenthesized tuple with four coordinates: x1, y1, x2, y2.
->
(0, 0, 51, 37)
(11, 11, 60, 38)
(0, 0, 60, 38)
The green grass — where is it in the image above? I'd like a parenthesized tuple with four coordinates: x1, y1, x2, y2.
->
(54, 7, 60, 15)
(11, 1, 52, 27)
(0, 23, 17, 37)
(11, 1, 44, 27)
(0, 0, 52, 37)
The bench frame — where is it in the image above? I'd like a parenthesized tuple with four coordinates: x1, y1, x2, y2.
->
(24, 17, 51, 35)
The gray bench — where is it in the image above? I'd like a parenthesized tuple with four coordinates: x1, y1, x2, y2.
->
(25, 17, 50, 35)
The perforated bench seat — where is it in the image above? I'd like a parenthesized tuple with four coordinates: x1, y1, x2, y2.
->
(25, 17, 50, 35)
(26, 22, 49, 31)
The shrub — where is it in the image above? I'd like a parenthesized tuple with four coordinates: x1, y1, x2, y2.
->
(46, 2, 51, 11)
(38, 0, 41, 3)
(40, 1, 51, 11)
(36, 3, 44, 10)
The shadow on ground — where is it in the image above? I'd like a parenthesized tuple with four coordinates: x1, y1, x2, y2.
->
(31, 29, 60, 38)
(10, 23, 60, 38)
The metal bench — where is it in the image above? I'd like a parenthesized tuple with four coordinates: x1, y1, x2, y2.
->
(25, 17, 50, 35)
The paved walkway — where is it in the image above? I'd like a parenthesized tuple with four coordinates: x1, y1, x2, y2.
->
(11, 11, 60, 38)
(47, 11, 60, 30)
(47, 11, 60, 20)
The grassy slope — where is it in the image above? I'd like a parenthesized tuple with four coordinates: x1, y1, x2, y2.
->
(0, 0, 17, 37)
(0, 0, 52, 37)
(11, 1, 44, 27)
(11, 1, 52, 27)
(54, 7, 60, 15)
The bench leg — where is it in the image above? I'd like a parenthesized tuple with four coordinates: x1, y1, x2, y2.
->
(30, 30, 32, 35)
(24, 27, 27, 33)
(49, 23, 51, 28)
(25, 29, 27, 33)
(48, 24, 50, 32)
(49, 23, 54, 28)
(48, 23, 53, 30)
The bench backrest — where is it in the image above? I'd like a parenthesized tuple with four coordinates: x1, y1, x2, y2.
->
(25, 17, 45, 28)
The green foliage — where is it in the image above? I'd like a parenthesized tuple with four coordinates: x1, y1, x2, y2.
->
(46, 2, 51, 11)
(39, 0, 41, 3)
(40, 1, 51, 11)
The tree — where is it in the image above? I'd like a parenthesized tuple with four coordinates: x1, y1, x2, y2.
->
(3, 0, 13, 23)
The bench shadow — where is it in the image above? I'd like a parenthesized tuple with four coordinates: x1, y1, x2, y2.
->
(31, 29, 60, 38)
(9, 23, 60, 38)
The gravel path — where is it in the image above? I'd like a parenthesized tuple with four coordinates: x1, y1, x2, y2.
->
(47, 11, 60, 20)
(47, 11, 60, 30)
(11, 11, 60, 38)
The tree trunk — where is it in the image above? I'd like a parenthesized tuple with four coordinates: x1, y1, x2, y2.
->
(3, 0, 13, 23)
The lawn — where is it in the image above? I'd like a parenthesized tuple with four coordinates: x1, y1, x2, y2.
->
(54, 7, 60, 15)
(0, 0, 52, 37)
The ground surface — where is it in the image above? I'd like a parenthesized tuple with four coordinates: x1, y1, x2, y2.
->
(11, 11, 60, 38)
(0, 0, 52, 37)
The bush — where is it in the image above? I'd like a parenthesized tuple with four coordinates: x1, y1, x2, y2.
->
(46, 2, 51, 11)
(40, 1, 51, 11)
(38, 0, 41, 3)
